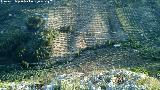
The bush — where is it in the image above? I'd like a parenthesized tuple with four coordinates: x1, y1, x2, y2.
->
(21, 60, 30, 69)
(120, 38, 142, 49)
(0, 14, 59, 64)
(15, 28, 59, 62)
(59, 26, 73, 33)
(26, 16, 45, 32)
(130, 67, 150, 75)
(136, 77, 160, 90)
(0, 5, 10, 23)
(139, 46, 160, 61)
(0, 29, 29, 58)
(105, 40, 117, 46)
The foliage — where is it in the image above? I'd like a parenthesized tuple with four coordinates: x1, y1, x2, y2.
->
(21, 60, 30, 69)
(105, 40, 119, 46)
(59, 26, 73, 33)
(15, 28, 59, 62)
(136, 77, 160, 90)
(139, 46, 160, 61)
(121, 38, 142, 49)
(0, 4, 10, 22)
(0, 26, 58, 63)
(130, 67, 150, 75)
(26, 16, 45, 32)
(0, 29, 29, 58)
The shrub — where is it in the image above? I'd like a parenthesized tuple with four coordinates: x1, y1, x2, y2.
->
(26, 16, 45, 32)
(105, 40, 117, 46)
(136, 77, 160, 90)
(121, 38, 142, 49)
(15, 28, 59, 62)
(59, 26, 73, 33)
(0, 5, 10, 22)
(21, 60, 30, 69)
(0, 29, 29, 59)
(139, 46, 160, 61)
(130, 67, 150, 75)
(0, 13, 59, 64)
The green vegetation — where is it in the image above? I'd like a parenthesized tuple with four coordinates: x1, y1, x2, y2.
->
(139, 46, 160, 61)
(26, 16, 45, 32)
(0, 28, 29, 61)
(15, 28, 58, 63)
(0, 16, 59, 64)
(0, 4, 10, 23)
(130, 67, 150, 75)
(0, 0, 160, 89)
(59, 26, 73, 33)
(136, 77, 160, 90)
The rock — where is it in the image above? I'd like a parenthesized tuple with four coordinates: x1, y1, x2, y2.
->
(114, 44, 121, 47)
(45, 85, 54, 90)
(8, 14, 12, 17)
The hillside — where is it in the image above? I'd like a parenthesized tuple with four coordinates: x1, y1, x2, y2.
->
(0, 0, 160, 58)
(0, 0, 160, 89)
